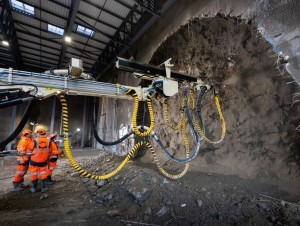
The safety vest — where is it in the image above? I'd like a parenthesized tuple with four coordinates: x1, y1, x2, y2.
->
(17, 137, 34, 155)
(17, 137, 34, 164)
(30, 137, 51, 164)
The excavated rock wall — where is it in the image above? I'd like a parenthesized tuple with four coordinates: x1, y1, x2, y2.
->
(146, 15, 300, 182)
(117, 0, 300, 182)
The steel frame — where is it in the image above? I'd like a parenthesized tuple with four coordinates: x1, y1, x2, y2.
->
(0, 0, 22, 69)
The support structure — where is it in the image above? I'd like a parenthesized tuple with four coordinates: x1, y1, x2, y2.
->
(50, 97, 56, 134)
(94, 0, 176, 80)
(7, 106, 17, 151)
(80, 97, 87, 148)
(58, 0, 81, 68)
(0, 0, 22, 69)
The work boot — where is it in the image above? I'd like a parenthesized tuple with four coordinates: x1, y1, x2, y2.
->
(41, 179, 48, 193)
(30, 180, 38, 193)
(19, 182, 29, 189)
(12, 182, 24, 192)
(46, 175, 55, 185)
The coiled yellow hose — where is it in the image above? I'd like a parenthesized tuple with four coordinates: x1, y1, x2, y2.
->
(125, 88, 155, 137)
(163, 99, 185, 130)
(188, 88, 195, 110)
(59, 94, 145, 180)
(163, 87, 195, 130)
(146, 119, 190, 179)
(194, 96, 226, 144)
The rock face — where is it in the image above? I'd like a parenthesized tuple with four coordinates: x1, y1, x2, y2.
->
(142, 15, 300, 182)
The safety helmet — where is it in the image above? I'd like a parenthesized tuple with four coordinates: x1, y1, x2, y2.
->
(36, 128, 46, 135)
(48, 133, 57, 140)
(22, 129, 32, 136)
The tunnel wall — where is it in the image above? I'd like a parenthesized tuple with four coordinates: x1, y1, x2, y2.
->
(131, 0, 300, 83)
(108, 0, 300, 182)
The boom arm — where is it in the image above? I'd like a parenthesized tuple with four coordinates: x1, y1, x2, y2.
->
(0, 57, 206, 107)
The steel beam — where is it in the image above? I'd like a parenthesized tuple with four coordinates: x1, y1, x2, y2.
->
(58, 0, 81, 68)
(135, 0, 161, 17)
(82, 0, 133, 24)
(93, 0, 171, 80)
(48, 0, 119, 30)
(0, 0, 22, 69)
(92, 4, 139, 78)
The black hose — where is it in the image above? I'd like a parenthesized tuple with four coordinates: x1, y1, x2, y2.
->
(196, 86, 207, 133)
(0, 100, 35, 151)
(152, 98, 201, 163)
(0, 98, 26, 109)
(92, 97, 133, 146)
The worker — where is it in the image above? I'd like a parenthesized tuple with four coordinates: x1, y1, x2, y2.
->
(46, 134, 62, 185)
(29, 128, 59, 193)
(12, 129, 34, 192)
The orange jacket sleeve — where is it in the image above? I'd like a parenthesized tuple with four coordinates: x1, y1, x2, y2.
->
(17, 138, 28, 154)
(50, 141, 61, 155)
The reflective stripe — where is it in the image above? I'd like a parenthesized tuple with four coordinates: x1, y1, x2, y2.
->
(31, 172, 38, 176)
(48, 167, 55, 170)
(40, 171, 46, 175)
(16, 170, 25, 175)
(34, 149, 50, 154)
(50, 156, 58, 159)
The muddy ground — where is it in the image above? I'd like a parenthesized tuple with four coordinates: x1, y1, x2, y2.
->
(1, 15, 300, 226)
(0, 148, 300, 225)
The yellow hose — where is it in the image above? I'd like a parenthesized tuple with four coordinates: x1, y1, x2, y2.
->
(59, 94, 145, 180)
(194, 95, 226, 144)
(125, 88, 155, 137)
(163, 87, 195, 130)
(147, 115, 190, 179)
(188, 88, 195, 109)
(163, 99, 185, 130)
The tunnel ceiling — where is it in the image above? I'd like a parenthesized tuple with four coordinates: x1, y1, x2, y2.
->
(0, 0, 173, 79)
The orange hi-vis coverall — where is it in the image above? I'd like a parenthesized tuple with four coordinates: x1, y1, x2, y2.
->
(46, 140, 61, 177)
(29, 136, 59, 181)
(13, 136, 34, 183)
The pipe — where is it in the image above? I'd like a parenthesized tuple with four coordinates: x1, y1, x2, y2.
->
(151, 97, 202, 163)
(92, 97, 134, 146)
(0, 97, 34, 109)
(58, 94, 146, 180)
(0, 100, 34, 150)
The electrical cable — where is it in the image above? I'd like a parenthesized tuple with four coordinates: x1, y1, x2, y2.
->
(145, 116, 190, 179)
(92, 97, 134, 146)
(0, 83, 38, 96)
(123, 87, 155, 137)
(194, 94, 226, 144)
(163, 98, 185, 130)
(151, 97, 201, 163)
(196, 86, 207, 134)
(0, 100, 35, 151)
(59, 94, 145, 180)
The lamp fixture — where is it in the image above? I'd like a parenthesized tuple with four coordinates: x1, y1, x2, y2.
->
(2, 40, 9, 46)
(65, 36, 72, 43)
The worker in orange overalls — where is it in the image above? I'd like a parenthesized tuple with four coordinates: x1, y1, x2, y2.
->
(12, 129, 34, 192)
(29, 128, 60, 193)
(46, 134, 62, 185)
